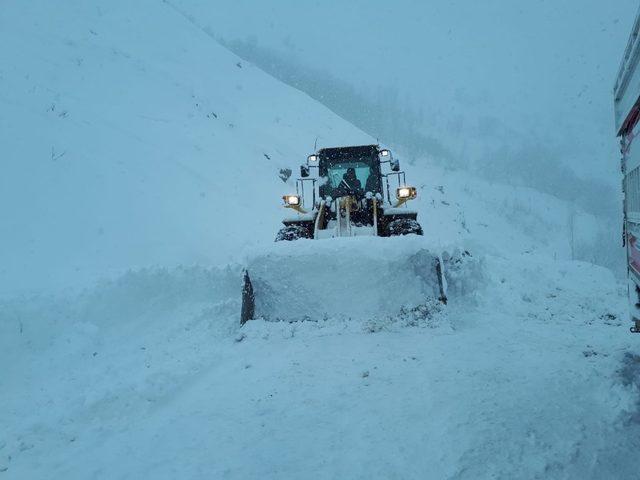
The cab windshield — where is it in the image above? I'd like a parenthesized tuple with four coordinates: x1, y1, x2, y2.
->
(318, 145, 382, 199)
(326, 162, 371, 195)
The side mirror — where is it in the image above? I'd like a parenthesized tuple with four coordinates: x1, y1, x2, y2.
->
(300, 165, 310, 178)
(390, 158, 400, 172)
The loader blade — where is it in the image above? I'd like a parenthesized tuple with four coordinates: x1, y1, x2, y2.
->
(239, 237, 475, 324)
(435, 256, 447, 305)
(240, 270, 255, 325)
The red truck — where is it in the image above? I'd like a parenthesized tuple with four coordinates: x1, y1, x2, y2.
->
(615, 8, 640, 333)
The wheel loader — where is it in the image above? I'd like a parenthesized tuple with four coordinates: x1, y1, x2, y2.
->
(240, 144, 459, 325)
(275, 145, 423, 241)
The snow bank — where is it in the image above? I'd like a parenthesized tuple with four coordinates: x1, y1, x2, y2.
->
(244, 236, 483, 322)
(0, 264, 244, 476)
(0, 265, 240, 357)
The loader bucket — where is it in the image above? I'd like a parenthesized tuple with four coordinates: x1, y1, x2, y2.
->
(240, 236, 472, 324)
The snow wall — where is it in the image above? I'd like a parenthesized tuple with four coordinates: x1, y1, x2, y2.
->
(245, 236, 482, 322)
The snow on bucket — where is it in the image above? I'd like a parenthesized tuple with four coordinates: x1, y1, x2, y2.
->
(240, 236, 474, 324)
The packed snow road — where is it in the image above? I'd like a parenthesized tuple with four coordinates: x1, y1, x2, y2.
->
(2, 250, 639, 479)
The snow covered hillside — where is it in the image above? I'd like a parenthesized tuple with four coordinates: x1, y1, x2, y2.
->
(2, 1, 640, 479)
(0, 0, 606, 297)
(0, 0, 370, 295)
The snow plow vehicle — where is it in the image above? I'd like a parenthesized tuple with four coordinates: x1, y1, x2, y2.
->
(275, 145, 422, 240)
(240, 145, 472, 325)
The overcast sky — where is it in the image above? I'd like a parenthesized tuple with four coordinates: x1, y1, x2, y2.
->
(179, 0, 638, 183)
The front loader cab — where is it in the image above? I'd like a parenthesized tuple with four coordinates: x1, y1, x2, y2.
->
(317, 145, 383, 201)
(276, 144, 423, 241)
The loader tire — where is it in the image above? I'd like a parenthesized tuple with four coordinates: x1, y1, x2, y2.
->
(387, 218, 423, 236)
(275, 224, 311, 242)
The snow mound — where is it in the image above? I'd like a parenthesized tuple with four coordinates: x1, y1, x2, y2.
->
(245, 236, 483, 322)
(0, 265, 240, 357)
(0, 264, 245, 476)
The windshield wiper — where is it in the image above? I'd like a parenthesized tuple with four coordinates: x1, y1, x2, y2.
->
(340, 179, 352, 189)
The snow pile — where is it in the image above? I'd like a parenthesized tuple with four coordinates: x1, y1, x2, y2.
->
(246, 236, 482, 322)
(0, 265, 240, 474)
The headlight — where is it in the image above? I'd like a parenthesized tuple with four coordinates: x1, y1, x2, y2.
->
(283, 194, 301, 206)
(396, 186, 417, 200)
(379, 149, 390, 157)
(307, 154, 319, 163)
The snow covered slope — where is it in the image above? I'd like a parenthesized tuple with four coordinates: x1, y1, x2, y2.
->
(2, 1, 640, 479)
(0, 0, 370, 295)
(0, 0, 604, 297)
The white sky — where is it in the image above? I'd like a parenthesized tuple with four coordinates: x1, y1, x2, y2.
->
(180, 0, 638, 182)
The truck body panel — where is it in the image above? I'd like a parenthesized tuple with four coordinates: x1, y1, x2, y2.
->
(615, 6, 640, 330)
